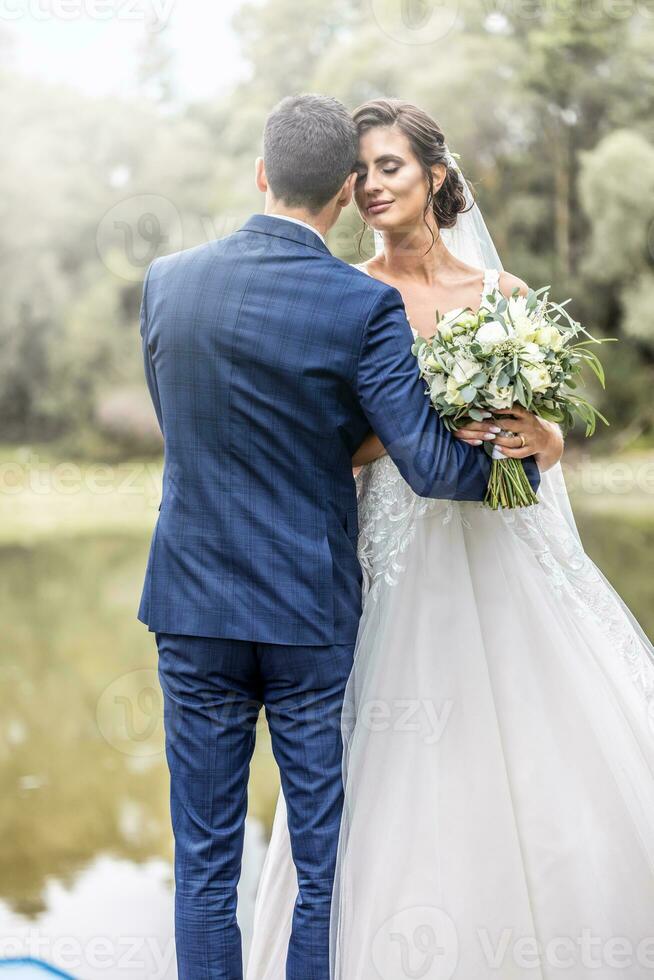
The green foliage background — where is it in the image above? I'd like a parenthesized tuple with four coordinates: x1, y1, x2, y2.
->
(2, 0, 654, 453)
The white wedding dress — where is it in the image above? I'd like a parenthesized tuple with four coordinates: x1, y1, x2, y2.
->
(245, 265, 654, 979)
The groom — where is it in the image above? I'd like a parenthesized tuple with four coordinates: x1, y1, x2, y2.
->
(137, 94, 540, 979)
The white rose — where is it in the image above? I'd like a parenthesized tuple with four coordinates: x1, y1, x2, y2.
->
(457, 311, 479, 333)
(522, 363, 552, 393)
(521, 341, 546, 362)
(513, 314, 537, 342)
(475, 322, 508, 347)
(439, 306, 467, 328)
(535, 325, 563, 351)
(429, 374, 448, 397)
(487, 385, 513, 409)
(452, 357, 480, 384)
(487, 370, 513, 409)
(445, 374, 467, 406)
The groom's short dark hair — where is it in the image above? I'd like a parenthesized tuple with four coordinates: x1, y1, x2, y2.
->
(263, 94, 358, 213)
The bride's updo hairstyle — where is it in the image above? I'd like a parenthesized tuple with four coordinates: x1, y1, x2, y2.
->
(352, 98, 472, 230)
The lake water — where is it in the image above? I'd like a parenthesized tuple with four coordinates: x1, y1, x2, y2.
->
(1, 506, 652, 978)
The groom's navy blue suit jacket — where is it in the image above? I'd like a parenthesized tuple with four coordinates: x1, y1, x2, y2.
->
(137, 214, 541, 645)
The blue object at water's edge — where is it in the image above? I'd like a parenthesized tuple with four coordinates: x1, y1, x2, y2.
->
(0, 960, 76, 978)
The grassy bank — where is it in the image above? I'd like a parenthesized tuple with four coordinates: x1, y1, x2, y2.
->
(1, 444, 652, 545)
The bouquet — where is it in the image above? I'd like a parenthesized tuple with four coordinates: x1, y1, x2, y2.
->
(412, 285, 613, 509)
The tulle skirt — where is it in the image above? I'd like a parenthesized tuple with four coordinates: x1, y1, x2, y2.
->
(246, 458, 654, 980)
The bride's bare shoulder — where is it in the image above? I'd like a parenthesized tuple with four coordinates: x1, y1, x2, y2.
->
(354, 256, 383, 277)
(498, 270, 529, 298)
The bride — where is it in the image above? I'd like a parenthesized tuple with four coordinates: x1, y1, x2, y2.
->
(246, 99, 654, 979)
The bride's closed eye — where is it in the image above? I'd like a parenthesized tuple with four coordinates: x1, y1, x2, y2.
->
(355, 166, 400, 182)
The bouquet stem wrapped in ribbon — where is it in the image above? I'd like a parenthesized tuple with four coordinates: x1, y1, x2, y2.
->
(412, 286, 614, 510)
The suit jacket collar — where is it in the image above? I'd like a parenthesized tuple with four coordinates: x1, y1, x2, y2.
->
(237, 213, 331, 255)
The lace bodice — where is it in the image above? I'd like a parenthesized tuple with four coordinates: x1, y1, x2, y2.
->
(352, 263, 500, 597)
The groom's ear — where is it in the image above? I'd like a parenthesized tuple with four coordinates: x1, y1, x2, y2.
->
(336, 172, 358, 208)
(255, 157, 268, 194)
